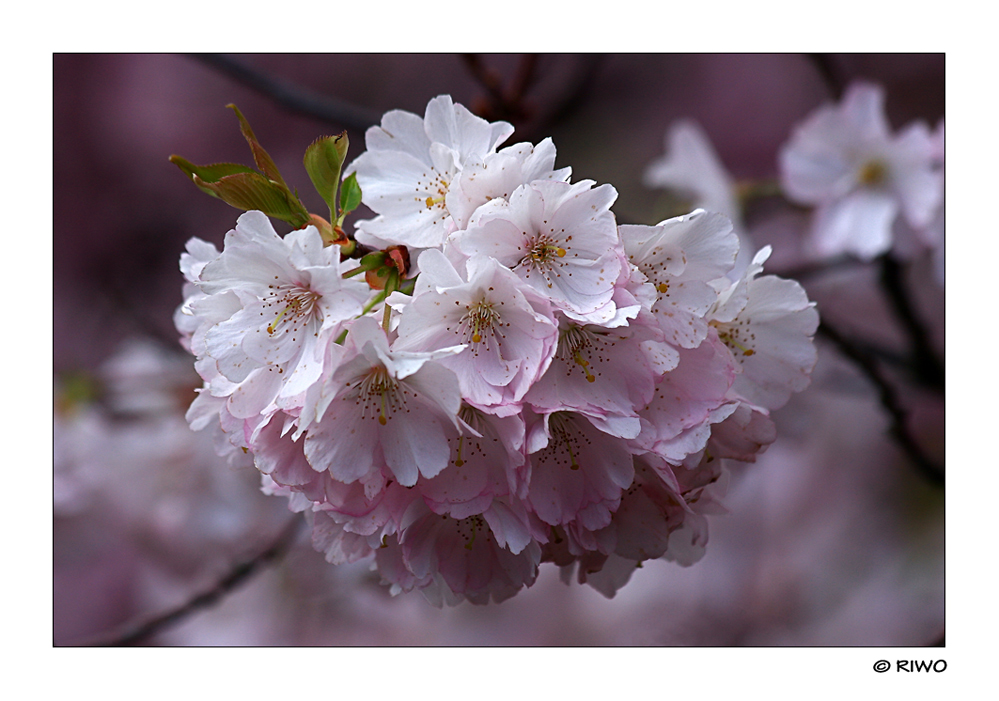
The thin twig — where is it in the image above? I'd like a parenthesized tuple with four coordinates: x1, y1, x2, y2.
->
(461, 54, 508, 112)
(878, 254, 945, 392)
(805, 54, 845, 100)
(190, 54, 382, 132)
(71, 516, 304, 646)
(817, 321, 944, 487)
(461, 54, 539, 125)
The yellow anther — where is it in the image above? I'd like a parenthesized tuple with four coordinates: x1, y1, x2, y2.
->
(573, 351, 595, 382)
(267, 306, 291, 334)
(719, 330, 755, 357)
(657, 283, 669, 294)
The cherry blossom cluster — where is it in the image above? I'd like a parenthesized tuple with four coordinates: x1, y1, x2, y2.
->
(176, 95, 819, 605)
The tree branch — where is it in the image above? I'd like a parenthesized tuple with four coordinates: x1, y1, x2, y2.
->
(805, 53, 846, 100)
(190, 54, 382, 133)
(817, 320, 944, 487)
(878, 254, 945, 392)
(71, 516, 304, 646)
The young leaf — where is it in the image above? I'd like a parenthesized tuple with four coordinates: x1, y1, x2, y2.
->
(168, 156, 256, 198)
(193, 171, 311, 227)
(303, 132, 348, 214)
(339, 171, 362, 219)
(227, 104, 291, 192)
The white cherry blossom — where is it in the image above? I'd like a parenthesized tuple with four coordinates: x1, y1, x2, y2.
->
(193, 211, 369, 416)
(708, 247, 820, 411)
(779, 81, 943, 260)
(347, 95, 514, 250)
(620, 209, 738, 352)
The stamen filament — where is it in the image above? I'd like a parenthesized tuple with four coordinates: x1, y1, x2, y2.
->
(267, 306, 290, 334)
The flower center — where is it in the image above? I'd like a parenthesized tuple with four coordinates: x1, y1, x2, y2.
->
(858, 160, 887, 186)
(417, 168, 450, 212)
(519, 234, 567, 274)
(557, 325, 597, 383)
(451, 404, 490, 467)
(454, 514, 487, 550)
(547, 412, 585, 470)
(355, 366, 405, 425)
(710, 319, 756, 358)
(264, 285, 322, 335)
(459, 299, 501, 344)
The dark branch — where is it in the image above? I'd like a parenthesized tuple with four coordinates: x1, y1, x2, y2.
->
(190, 54, 382, 133)
(805, 54, 846, 100)
(461, 54, 509, 112)
(768, 252, 942, 389)
(878, 254, 945, 392)
(817, 321, 944, 487)
(73, 516, 304, 646)
(461, 54, 539, 125)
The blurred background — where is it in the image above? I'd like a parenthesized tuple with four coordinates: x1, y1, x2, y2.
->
(53, 54, 944, 646)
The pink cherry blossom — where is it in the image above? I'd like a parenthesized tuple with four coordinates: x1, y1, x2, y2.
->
(302, 316, 465, 490)
(393, 499, 542, 605)
(523, 409, 635, 530)
(394, 250, 558, 411)
(454, 179, 624, 324)
(169, 93, 824, 608)
(523, 314, 659, 429)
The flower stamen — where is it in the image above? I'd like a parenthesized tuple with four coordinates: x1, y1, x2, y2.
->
(265, 287, 322, 335)
(460, 299, 501, 345)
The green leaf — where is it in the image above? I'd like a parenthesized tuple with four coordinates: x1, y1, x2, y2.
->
(193, 171, 311, 227)
(303, 132, 348, 214)
(339, 171, 362, 219)
(227, 103, 291, 192)
(169, 156, 257, 198)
